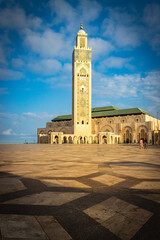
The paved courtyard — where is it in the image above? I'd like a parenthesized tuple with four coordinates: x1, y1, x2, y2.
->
(0, 144, 160, 240)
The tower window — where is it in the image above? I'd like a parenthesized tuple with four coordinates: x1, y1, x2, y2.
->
(77, 122, 79, 124)
(82, 121, 84, 124)
(87, 122, 88, 124)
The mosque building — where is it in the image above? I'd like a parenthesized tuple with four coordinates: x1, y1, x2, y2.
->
(37, 24, 160, 145)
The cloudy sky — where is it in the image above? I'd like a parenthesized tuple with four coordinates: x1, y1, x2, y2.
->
(0, 0, 160, 143)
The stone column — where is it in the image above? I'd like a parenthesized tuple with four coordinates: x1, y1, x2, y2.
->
(99, 135, 102, 144)
(132, 131, 137, 143)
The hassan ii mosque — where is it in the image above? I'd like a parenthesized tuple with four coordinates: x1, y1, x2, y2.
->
(37, 24, 160, 145)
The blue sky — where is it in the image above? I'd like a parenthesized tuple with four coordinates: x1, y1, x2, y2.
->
(0, 0, 160, 143)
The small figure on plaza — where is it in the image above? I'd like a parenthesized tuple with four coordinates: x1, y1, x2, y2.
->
(139, 139, 143, 149)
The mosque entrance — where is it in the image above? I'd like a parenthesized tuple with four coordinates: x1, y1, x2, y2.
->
(103, 135, 107, 144)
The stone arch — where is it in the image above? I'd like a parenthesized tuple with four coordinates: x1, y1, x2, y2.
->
(77, 64, 88, 73)
(101, 125, 114, 133)
(137, 125, 148, 143)
(54, 135, 59, 144)
(59, 128, 68, 134)
(68, 136, 72, 144)
(122, 126, 133, 143)
(48, 130, 52, 135)
(94, 136, 98, 144)
(63, 136, 67, 144)
(102, 135, 107, 144)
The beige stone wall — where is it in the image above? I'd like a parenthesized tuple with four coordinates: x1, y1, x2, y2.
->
(92, 114, 159, 143)
(37, 114, 160, 144)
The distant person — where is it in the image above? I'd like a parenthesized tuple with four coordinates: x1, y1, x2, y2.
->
(143, 140, 147, 149)
(139, 139, 143, 149)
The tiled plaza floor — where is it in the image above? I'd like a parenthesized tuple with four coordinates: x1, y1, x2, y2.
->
(0, 144, 160, 240)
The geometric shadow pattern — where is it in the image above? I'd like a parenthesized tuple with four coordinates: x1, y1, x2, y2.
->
(0, 146, 160, 240)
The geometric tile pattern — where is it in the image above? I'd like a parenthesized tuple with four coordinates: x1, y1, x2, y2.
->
(0, 144, 160, 240)
(0, 214, 72, 240)
(91, 174, 125, 186)
(84, 197, 153, 240)
(42, 179, 91, 188)
(4, 191, 89, 206)
(131, 181, 160, 189)
(136, 194, 160, 203)
(0, 177, 26, 195)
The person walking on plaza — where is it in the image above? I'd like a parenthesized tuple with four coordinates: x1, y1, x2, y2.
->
(139, 139, 143, 149)
(143, 140, 147, 149)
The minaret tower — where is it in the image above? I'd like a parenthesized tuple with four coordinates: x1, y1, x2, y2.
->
(72, 23, 92, 136)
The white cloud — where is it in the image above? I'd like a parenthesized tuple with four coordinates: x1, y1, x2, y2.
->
(89, 38, 114, 58)
(100, 56, 133, 70)
(0, 69, 24, 80)
(28, 59, 62, 75)
(49, 0, 76, 24)
(102, 8, 141, 48)
(49, 0, 102, 35)
(92, 70, 160, 103)
(2, 129, 16, 136)
(78, 0, 102, 22)
(24, 29, 72, 59)
(0, 6, 42, 30)
(93, 71, 138, 98)
(22, 112, 56, 119)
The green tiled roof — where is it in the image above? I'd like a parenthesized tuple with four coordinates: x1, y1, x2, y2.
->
(52, 107, 153, 121)
(92, 108, 153, 118)
(53, 115, 72, 121)
(92, 106, 119, 112)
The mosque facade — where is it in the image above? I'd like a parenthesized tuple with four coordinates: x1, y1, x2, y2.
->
(37, 24, 160, 145)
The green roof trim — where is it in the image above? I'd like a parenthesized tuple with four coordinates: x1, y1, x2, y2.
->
(92, 106, 119, 112)
(53, 115, 72, 121)
(52, 107, 153, 121)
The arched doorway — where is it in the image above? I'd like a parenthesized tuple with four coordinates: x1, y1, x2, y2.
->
(63, 136, 67, 144)
(137, 126, 148, 143)
(123, 127, 132, 143)
(68, 136, 72, 144)
(103, 135, 107, 144)
(55, 135, 59, 144)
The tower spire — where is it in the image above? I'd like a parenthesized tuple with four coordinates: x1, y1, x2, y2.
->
(80, 22, 83, 29)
